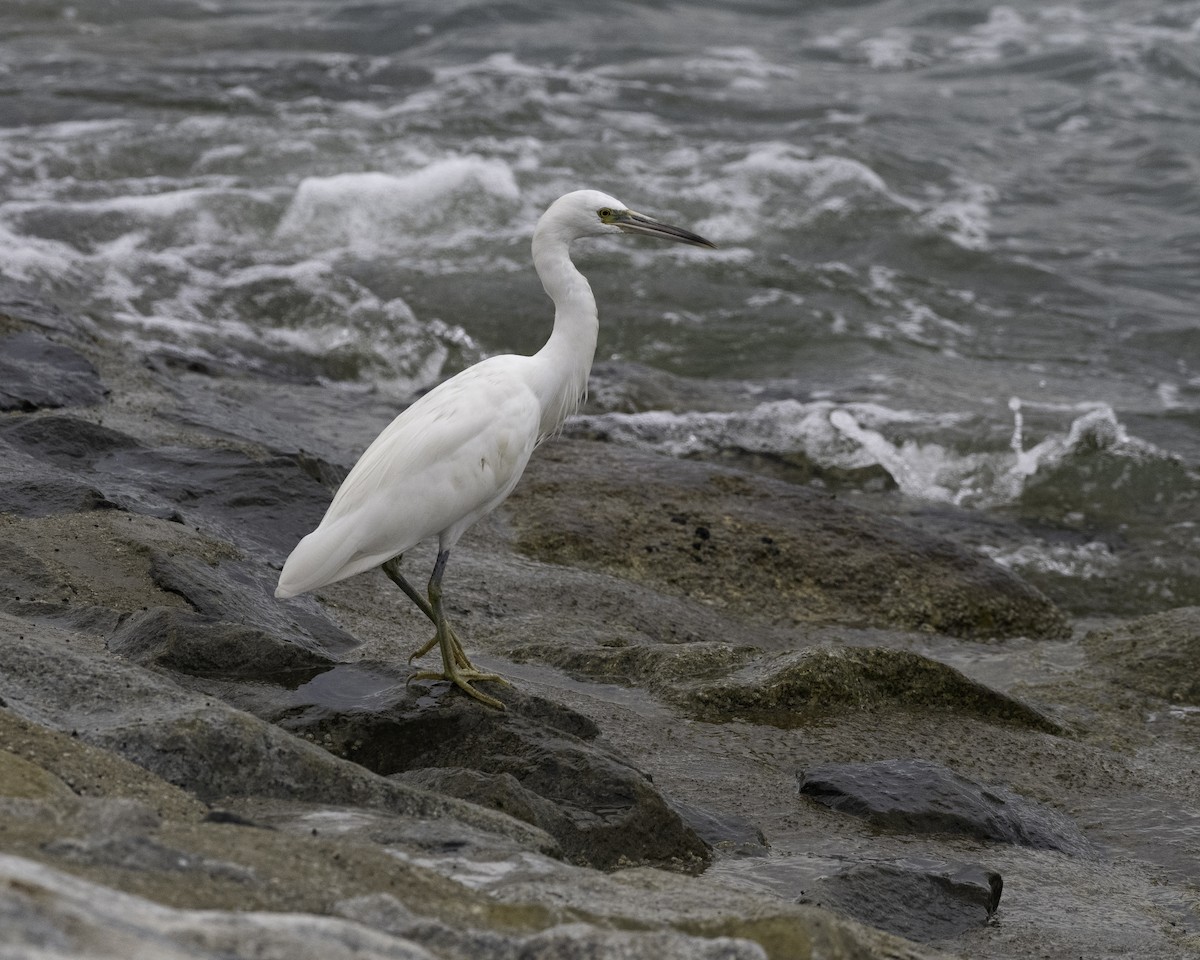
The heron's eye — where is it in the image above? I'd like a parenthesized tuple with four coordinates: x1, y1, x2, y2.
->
(597, 207, 615, 221)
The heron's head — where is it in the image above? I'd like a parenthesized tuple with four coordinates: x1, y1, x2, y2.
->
(541, 189, 716, 248)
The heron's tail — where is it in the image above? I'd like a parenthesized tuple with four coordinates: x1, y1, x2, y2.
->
(275, 518, 363, 599)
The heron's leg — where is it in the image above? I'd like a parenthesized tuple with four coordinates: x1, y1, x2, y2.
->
(381, 555, 434, 621)
(381, 556, 463, 664)
(408, 548, 510, 709)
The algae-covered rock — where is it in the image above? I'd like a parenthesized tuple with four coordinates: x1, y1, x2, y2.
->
(687, 646, 1062, 732)
(510, 440, 1069, 641)
(1082, 607, 1200, 703)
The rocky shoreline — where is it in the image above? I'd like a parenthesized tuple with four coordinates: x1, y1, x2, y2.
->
(1, 286, 1197, 959)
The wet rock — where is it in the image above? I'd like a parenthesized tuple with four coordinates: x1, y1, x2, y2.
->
(47, 832, 253, 882)
(0, 282, 76, 335)
(1082, 607, 1200, 703)
(799, 758, 1091, 855)
(510, 439, 1069, 641)
(668, 799, 770, 857)
(0, 414, 333, 558)
(109, 607, 337, 679)
(449, 859, 942, 960)
(688, 646, 1063, 731)
(107, 553, 357, 676)
(277, 665, 711, 871)
(0, 433, 122, 517)
(0, 543, 61, 606)
(338, 892, 771, 960)
(0, 850, 926, 960)
(0, 705, 205, 821)
(0, 854, 439, 960)
(0, 616, 557, 854)
(799, 857, 1002, 942)
(396, 766, 577, 849)
(0, 330, 107, 411)
(515, 924, 769, 959)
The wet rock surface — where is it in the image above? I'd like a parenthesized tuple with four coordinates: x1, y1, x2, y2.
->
(800, 858, 1002, 942)
(688, 646, 1063, 731)
(1, 298, 1199, 959)
(798, 758, 1091, 855)
(0, 330, 108, 411)
(263, 666, 712, 871)
(510, 439, 1070, 641)
(1082, 607, 1200, 704)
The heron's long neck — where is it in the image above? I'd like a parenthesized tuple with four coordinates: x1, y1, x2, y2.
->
(530, 229, 599, 437)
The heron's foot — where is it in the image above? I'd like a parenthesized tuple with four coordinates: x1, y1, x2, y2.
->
(406, 634, 439, 664)
(406, 624, 471, 669)
(408, 665, 510, 710)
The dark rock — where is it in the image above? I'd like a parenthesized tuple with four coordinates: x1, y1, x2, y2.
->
(0, 437, 120, 517)
(45, 833, 257, 882)
(799, 857, 1002, 941)
(667, 799, 770, 857)
(144, 553, 357, 663)
(396, 766, 575, 850)
(101, 445, 335, 559)
(1, 414, 138, 462)
(103, 545, 358, 681)
(799, 758, 1090, 855)
(0, 621, 558, 855)
(0, 331, 108, 411)
(274, 663, 711, 871)
(108, 607, 336, 679)
(0, 282, 78, 335)
(202, 808, 270, 828)
(0, 414, 335, 559)
(509, 440, 1069, 641)
(688, 647, 1063, 732)
(1082, 607, 1200, 703)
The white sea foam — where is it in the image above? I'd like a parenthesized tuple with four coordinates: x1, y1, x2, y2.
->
(859, 28, 931, 70)
(724, 144, 892, 201)
(572, 397, 1164, 511)
(0, 221, 80, 282)
(979, 540, 1119, 579)
(274, 157, 520, 249)
(918, 181, 998, 251)
(705, 141, 997, 251)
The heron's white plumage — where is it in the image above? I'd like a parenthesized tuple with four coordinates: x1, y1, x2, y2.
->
(274, 188, 714, 708)
(276, 355, 542, 597)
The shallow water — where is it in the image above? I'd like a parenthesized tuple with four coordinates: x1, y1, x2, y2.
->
(1, 0, 1198, 613)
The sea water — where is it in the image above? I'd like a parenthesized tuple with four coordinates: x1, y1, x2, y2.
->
(1, 0, 1197, 615)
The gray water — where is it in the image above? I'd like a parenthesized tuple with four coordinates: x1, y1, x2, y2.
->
(2, 0, 1198, 615)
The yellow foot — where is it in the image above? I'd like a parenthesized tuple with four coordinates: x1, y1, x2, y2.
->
(409, 666, 511, 710)
(407, 625, 470, 669)
(406, 634, 439, 664)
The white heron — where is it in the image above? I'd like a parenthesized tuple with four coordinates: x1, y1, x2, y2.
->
(275, 189, 715, 708)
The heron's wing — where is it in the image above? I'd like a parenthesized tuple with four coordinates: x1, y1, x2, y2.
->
(326, 358, 538, 522)
(276, 357, 540, 597)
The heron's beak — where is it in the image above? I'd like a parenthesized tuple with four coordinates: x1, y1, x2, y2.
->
(615, 209, 716, 248)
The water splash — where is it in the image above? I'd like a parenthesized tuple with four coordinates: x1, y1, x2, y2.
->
(572, 396, 1170, 512)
